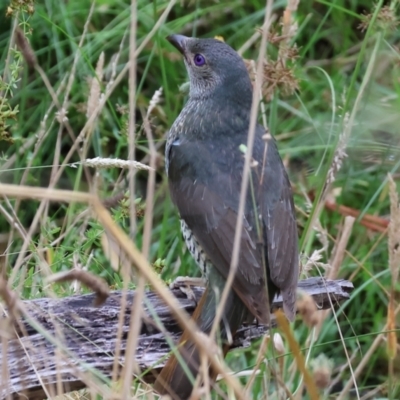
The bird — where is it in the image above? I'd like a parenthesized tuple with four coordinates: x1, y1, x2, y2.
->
(154, 34, 299, 399)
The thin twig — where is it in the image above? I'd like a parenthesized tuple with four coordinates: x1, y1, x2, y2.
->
(314, 216, 355, 337)
(141, 109, 158, 259)
(128, 0, 138, 240)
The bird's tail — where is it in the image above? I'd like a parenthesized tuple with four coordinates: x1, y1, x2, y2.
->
(154, 268, 248, 400)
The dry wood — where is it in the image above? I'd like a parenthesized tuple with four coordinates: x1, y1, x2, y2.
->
(0, 277, 353, 399)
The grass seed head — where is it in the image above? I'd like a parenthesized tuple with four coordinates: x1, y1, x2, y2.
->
(296, 289, 318, 327)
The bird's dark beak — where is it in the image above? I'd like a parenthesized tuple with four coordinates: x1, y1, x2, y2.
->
(167, 34, 188, 55)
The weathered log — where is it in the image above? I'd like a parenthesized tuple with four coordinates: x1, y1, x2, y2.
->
(0, 277, 353, 399)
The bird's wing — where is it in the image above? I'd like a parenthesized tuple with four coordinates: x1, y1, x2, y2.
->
(257, 133, 299, 320)
(167, 135, 272, 324)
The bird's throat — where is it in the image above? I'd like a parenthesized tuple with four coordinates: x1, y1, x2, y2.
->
(176, 97, 251, 141)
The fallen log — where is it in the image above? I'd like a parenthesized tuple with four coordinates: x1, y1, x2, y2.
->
(0, 277, 353, 399)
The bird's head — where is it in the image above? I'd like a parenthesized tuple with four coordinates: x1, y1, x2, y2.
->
(167, 34, 253, 105)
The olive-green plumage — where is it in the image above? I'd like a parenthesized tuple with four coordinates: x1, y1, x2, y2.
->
(154, 34, 299, 399)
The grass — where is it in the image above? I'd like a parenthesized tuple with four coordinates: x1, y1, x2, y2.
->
(1, 0, 400, 398)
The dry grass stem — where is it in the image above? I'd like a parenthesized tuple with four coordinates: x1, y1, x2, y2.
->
(245, 334, 270, 391)
(121, 276, 145, 397)
(200, 351, 212, 400)
(141, 106, 158, 259)
(304, 215, 358, 397)
(105, 31, 127, 93)
(335, 330, 385, 400)
(101, 232, 128, 272)
(14, 27, 36, 68)
(275, 310, 320, 400)
(146, 87, 163, 118)
(111, 267, 132, 386)
(326, 113, 350, 186)
(0, 275, 19, 320)
(278, 0, 299, 66)
(329, 215, 356, 278)
(387, 174, 400, 360)
(237, 14, 277, 56)
(128, 0, 138, 240)
(63, 0, 95, 112)
(0, 202, 27, 241)
(87, 52, 105, 118)
(387, 174, 400, 284)
(314, 216, 355, 336)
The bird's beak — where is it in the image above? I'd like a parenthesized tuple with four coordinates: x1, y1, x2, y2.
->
(167, 34, 188, 55)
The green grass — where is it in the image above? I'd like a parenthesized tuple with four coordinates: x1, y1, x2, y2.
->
(1, 0, 400, 398)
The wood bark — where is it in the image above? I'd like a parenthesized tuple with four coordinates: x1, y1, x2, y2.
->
(0, 277, 353, 399)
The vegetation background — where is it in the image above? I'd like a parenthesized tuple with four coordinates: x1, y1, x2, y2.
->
(0, 0, 399, 398)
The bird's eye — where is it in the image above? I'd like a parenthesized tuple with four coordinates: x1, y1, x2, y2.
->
(193, 54, 206, 66)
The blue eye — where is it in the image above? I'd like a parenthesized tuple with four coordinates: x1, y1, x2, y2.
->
(194, 54, 205, 66)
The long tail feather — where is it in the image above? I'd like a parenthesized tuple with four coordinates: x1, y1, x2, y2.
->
(154, 268, 248, 399)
